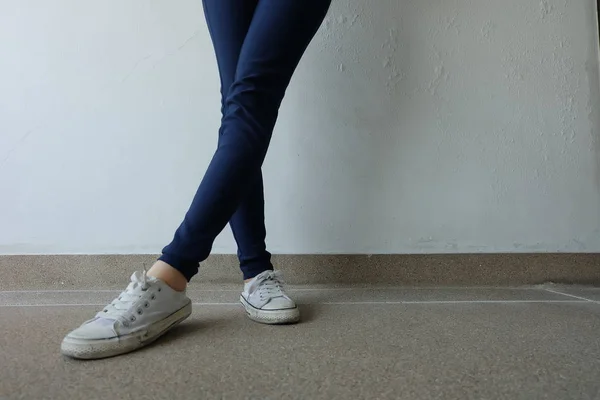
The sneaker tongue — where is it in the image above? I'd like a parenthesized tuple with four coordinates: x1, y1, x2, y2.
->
(130, 271, 161, 285)
(130, 271, 144, 283)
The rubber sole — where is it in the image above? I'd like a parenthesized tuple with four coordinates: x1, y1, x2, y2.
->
(60, 301, 192, 360)
(240, 295, 300, 325)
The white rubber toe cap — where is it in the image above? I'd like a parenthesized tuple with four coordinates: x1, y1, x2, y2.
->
(261, 296, 296, 311)
(66, 319, 118, 340)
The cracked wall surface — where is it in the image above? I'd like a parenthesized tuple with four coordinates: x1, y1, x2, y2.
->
(0, 0, 599, 254)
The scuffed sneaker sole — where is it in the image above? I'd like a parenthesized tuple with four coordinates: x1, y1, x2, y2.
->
(60, 301, 192, 360)
(240, 295, 300, 325)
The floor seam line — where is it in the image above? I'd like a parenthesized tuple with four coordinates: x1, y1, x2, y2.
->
(0, 300, 590, 307)
(0, 287, 543, 293)
(543, 288, 599, 303)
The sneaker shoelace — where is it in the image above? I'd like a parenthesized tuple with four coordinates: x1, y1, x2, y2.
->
(256, 271, 287, 301)
(98, 268, 151, 321)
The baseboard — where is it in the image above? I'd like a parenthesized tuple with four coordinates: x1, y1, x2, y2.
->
(1, 253, 599, 290)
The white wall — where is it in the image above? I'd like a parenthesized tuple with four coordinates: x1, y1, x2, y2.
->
(1, 0, 599, 255)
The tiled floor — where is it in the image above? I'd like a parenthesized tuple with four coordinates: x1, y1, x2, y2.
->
(1, 286, 599, 399)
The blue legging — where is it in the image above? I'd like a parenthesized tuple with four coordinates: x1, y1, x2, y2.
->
(160, 0, 331, 281)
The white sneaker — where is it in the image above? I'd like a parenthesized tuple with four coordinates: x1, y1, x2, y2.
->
(240, 270, 300, 324)
(61, 270, 191, 359)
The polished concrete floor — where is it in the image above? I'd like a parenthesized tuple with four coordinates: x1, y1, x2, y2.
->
(1, 285, 599, 399)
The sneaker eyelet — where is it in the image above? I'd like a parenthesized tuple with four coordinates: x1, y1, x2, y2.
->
(137, 309, 143, 315)
(130, 316, 136, 322)
(158, 287, 162, 292)
(144, 302, 149, 308)
(151, 294, 156, 300)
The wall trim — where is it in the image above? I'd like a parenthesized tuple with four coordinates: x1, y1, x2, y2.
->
(1, 253, 598, 290)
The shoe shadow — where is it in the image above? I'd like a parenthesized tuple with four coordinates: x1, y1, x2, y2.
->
(154, 319, 207, 344)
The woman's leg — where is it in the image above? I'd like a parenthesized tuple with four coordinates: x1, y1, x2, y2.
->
(159, 0, 331, 282)
(230, 172, 272, 281)
(201, 0, 273, 281)
(148, 0, 259, 289)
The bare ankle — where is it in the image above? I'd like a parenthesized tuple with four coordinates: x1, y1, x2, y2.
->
(147, 261, 188, 292)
